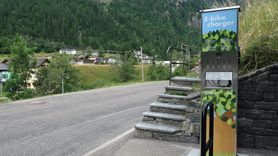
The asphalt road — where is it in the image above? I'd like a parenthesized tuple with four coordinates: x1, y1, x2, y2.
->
(0, 81, 167, 156)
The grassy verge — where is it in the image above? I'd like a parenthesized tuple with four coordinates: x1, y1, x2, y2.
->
(0, 54, 10, 61)
(0, 92, 11, 104)
(0, 64, 155, 103)
(74, 64, 152, 90)
(239, 0, 278, 74)
(0, 53, 56, 61)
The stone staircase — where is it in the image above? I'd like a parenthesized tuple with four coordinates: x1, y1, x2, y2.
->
(135, 76, 201, 143)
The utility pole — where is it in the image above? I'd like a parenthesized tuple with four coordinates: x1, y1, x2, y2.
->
(140, 46, 144, 82)
(61, 75, 64, 94)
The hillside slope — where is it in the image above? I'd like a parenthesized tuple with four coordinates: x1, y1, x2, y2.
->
(0, 0, 201, 58)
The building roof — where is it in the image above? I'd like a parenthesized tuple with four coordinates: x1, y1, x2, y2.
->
(36, 58, 50, 67)
(1, 59, 11, 64)
(59, 48, 76, 51)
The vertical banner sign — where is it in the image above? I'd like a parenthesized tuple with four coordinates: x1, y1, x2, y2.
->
(202, 8, 238, 52)
(200, 6, 240, 156)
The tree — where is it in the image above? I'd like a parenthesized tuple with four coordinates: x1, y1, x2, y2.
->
(118, 58, 136, 82)
(35, 54, 80, 95)
(83, 46, 93, 55)
(0, 37, 12, 54)
(113, 52, 136, 82)
(147, 65, 170, 81)
(4, 35, 35, 100)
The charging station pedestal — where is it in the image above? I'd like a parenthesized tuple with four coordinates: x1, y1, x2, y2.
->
(200, 6, 240, 156)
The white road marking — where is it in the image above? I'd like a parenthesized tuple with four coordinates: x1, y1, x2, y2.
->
(82, 128, 134, 156)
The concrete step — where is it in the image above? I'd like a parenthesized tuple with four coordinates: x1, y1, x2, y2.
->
(143, 111, 185, 121)
(135, 122, 180, 134)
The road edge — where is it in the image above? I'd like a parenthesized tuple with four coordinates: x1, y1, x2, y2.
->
(3, 81, 167, 105)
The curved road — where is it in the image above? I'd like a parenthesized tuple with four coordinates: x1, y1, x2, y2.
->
(0, 81, 167, 156)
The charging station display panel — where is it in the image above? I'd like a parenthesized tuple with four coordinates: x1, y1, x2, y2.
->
(205, 72, 233, 88)
(202, 7, 239, 52)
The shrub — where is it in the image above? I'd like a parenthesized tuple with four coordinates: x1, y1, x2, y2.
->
(239, 0, 278, 74)
(119, 61, 136, 82)
(5, 88, 36, 100)
(16, 89, 37, 100)
(110, 59, 136, 83)
(147, 65, 169, 81)
(34, 54, 80, 95)
(240, 35, 278, 74)
(211, 0, 278, 74)
(172, 65, 187, 77)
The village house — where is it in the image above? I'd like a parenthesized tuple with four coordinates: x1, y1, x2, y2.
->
(107, 58, 117, 64)
(1, 58, 51, 89)
(133, 50, 154, 64)
(74, 55, 85, 65)
(28, 58, 51, 89)
(0, 63, 10, 86)
(59, 48, 77, 55)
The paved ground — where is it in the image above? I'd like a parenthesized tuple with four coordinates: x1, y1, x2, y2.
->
(94, 137, 197, 156)
(92, 134, 278, 156)
(237, 148, 278, 156)
(0, 81, 167, 156)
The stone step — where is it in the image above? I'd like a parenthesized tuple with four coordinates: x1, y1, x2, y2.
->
(150, 102, 186, 111)
(165, 86, 193, 92)
(142, 116, 183, 127)
(159, 94, 188, 100)
(135, 128, 198, 143)
(150, 102, 186, 115)
(165, 86, 193, 96)
(135, 122, 180, 134)
(158, 92, 200, 101)
(150, 102, 198, 114)
(171, 76, 200, 83)
(143, 111, 185, 121)
(170, 76, 200, 87)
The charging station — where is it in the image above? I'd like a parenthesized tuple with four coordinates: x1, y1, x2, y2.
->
(200, 6, 240, 156)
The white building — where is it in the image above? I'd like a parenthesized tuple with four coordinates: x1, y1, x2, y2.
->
(133, 50, 153, 64)
(59, 49, 77, 55)
(108, 58, 117, 64)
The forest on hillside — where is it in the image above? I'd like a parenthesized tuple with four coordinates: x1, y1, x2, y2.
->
(0, 0, 204, 59)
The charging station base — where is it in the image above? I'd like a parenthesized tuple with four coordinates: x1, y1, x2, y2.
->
(185, 148, 250, 156)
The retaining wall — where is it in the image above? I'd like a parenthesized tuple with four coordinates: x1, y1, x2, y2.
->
(238, 63, 278, 150)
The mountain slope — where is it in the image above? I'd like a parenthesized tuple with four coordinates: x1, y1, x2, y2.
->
(0, 0, 201, 58)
